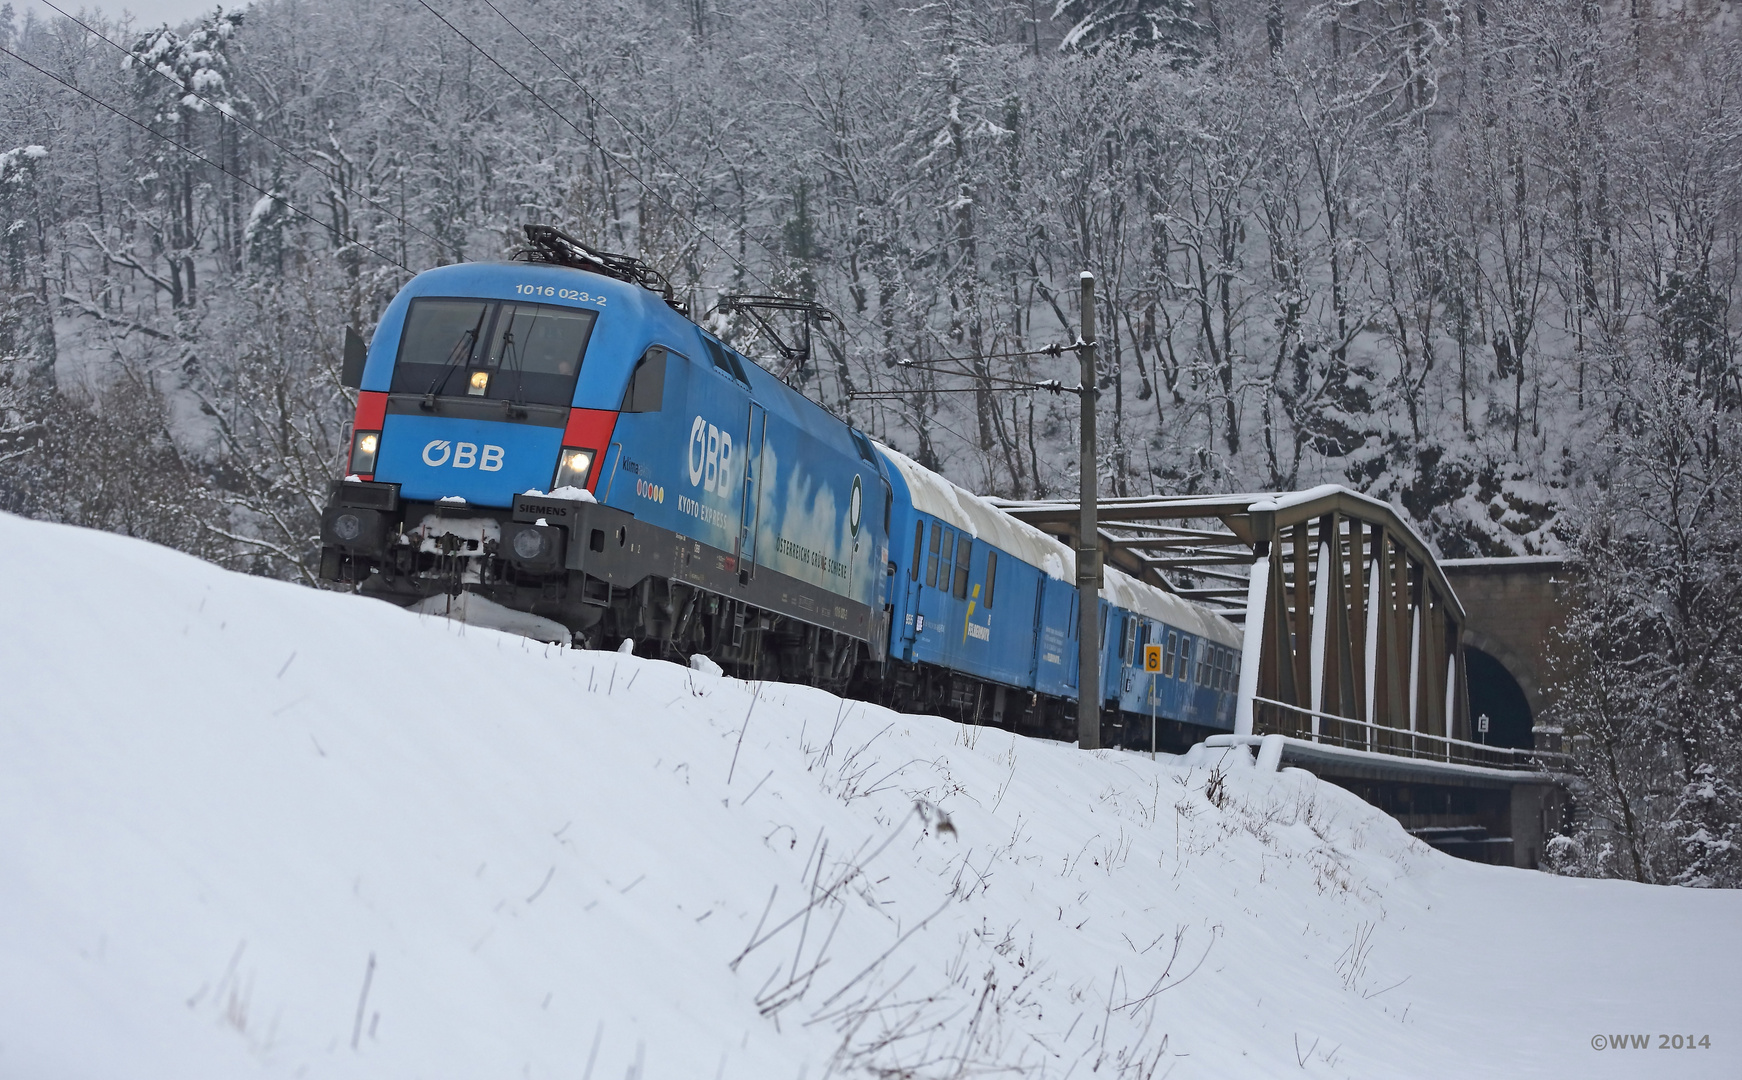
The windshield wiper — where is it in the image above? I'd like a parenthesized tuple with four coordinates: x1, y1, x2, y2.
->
(421, 308, 489, 409)
(498, 323, 530, 418)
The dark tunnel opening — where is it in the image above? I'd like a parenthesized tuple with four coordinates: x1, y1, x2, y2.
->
(1464, 647, 1534, 749)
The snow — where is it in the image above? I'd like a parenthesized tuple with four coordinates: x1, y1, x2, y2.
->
(411, 512, 498, 554)
(1099, 561, 1240, 646)
(1254, 484, 1443, 566)
(543, 484, 599, 501)
(244, 192, 282, 242)
(407, 591, 569, 643)
(0, 144, 48, 183)
(690, 653, 724, 676)
(2, 510, 1739, 1079)
(1438, 555, 1568, 568)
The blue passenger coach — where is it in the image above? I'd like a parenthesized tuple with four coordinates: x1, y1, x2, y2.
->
(319, 226, 1241, 746)
(873, 443, 1242, 741)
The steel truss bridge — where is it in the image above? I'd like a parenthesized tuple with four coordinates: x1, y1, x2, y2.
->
(990, 484, 1568, 868)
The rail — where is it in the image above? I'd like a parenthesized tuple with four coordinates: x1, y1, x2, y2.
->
(1249, 696, 1569, 772)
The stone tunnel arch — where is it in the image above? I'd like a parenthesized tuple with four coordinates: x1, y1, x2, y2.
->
(1440, 557, 1568, 749)
(1462, 646, 1533, 749)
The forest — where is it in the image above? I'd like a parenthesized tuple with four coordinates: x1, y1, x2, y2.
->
(0, 0, 1737, 883)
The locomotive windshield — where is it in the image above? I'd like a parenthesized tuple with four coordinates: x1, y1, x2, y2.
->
(392, 297, 598, 407)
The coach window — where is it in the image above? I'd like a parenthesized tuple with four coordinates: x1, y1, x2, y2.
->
(937, 529, 955, 594)
(1164, 631, 1177, 677)
(983, 551, 997, 609)
(954, 536, 972, 599)
(620, 346, 669, 412)
(910, 521, 924, 582)
(926, 523, 943, 587)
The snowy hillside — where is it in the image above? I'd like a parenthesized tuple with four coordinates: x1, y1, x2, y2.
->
(2, 512, 1738, 1079)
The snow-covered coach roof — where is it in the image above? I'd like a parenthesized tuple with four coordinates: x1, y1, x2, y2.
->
(875, 443, 1241, 648)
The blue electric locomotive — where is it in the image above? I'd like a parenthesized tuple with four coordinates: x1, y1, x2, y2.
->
(319, 226, 1241, 746)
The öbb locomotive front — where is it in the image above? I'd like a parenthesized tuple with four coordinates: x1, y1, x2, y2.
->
(319, 227, 1241, 747)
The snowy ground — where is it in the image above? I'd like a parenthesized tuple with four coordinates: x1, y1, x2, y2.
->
(2, 512, 1738, 1080)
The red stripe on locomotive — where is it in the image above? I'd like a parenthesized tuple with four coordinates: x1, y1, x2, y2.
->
(561, 408, 619, 492)
(350, 390, 389, 479)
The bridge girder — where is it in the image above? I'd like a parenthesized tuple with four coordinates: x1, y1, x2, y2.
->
(990, 484, 1478, 754)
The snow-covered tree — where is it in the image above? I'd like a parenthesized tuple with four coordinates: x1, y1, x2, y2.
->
(1549, 351, 1742, 887)
(0, 142, 51, 471)
(1054, 0, 1211, 59)
(121, 8, 248, 309)
(0, 0, 1735, 610)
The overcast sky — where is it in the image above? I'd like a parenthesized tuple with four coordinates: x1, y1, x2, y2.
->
(15, 0, 225, 32)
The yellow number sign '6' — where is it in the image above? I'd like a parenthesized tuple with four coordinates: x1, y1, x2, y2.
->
(1143, 643, 1163, 673)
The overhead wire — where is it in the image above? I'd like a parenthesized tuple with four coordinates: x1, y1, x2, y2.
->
(413, 0, 781, 297)
(0, 42, 413, 274)
(423, 0, 1080, 446)
(894, 342, 1089, 369)
(420, 0, 900, 421)
(444, 0, 1017, 425)
(36, 0, 449, 258)
(473, 0, 730, 239)
(468, 0, 882, 338)
(24, 0, 1071, 446)
(849, 380, 1065, 400)
(444, 5, 1095, 483)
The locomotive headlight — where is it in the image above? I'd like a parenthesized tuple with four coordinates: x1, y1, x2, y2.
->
(551, 446, 596, 492)
(350, 429, 381, 475)
(468, 371, 489, 396)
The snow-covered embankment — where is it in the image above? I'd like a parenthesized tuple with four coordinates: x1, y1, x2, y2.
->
(1, 512, 1737, 1079)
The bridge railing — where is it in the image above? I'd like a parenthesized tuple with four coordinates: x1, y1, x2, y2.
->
(1250, 696, 1569, 773)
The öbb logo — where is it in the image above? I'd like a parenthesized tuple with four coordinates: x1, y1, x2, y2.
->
(686, 416, 733, 495)
(422, 440, 505, 471)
